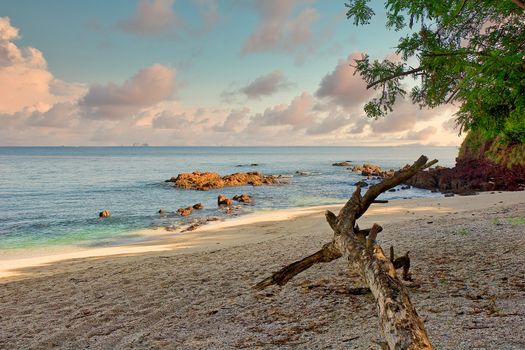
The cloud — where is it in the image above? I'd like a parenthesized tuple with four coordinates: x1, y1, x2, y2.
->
(403, 126, 437, 141)
(195, 0, 221, 31)
(348, 117, 369, 134)
(315, 52, 373, 109)
(119, 0, 178, 35)
(306, 112, 353, 135)
(27, 102, 78, 128)
(0, 17, 86, 115)
(248, 92, 314, 129)
(240, 70, 291, 99)
(119, 0, 221, 37)
(368, 99, 442, 134)
(213, 107, 250, 132)
(0, 17, 19, 41)
(151, 111, 188, 129)
(80, 64, 177, 120)
(241, 1, 319, 57)
(442, 117, 459, 133)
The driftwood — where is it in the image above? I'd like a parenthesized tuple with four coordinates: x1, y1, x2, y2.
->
(254, 155, 437, 349)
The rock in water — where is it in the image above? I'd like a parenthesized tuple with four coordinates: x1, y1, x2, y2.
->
(332, 161, 352, 166)
(177, 207, 193, 216)
(217, 195, 233, 207)
(351, 163, 394, 178)
(354, 181, 369, 187)
(158, 208, 166, 215)
(166, 171, 282, 191)
(99, 210, 110, 218)
(192, 203, 204, 210)
(233, 194, 252, 203)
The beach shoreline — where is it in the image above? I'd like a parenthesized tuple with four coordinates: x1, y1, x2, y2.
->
(1, 191, 523, 281)
(1, 190, 524, 349)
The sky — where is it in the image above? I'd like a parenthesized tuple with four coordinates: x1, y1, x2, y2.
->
(0, 0, 462, 146)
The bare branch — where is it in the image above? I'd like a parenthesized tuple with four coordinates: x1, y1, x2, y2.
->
(253, 241, 342, 290)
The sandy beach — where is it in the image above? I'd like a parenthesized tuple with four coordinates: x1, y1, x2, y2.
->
(1, 191, 524, 349)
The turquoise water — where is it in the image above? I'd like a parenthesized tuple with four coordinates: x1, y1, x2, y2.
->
(0, 146, 457, 250)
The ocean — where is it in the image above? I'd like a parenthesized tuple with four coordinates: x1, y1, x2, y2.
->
(0, 146, 457, 250)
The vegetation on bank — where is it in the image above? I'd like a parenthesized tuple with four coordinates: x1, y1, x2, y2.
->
(344, 0, 525, 167)
(460, 130, 525, 167)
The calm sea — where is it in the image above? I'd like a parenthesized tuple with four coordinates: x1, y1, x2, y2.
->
(0, 146, 457, 250)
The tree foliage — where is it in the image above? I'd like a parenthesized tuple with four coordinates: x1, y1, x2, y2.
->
(345, 0, 525, 143)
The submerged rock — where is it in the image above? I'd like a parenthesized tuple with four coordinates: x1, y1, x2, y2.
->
(166, 171, 282, 191)
(158, 208, 166, 215)
(332, 161, 352, 166)
(233, 194, 252, 203)
(192, 203, 204, 210)
(354, 181, 369, 187)
(99, 210, 110, 218)
(217, 195, 233, 207)
(177, 207, 193, 216)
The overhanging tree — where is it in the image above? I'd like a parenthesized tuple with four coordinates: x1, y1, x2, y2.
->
(345, 0, 525, 145)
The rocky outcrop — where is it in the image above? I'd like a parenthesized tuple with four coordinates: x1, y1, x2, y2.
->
(217, 195, 233, 207)
(404, 133, 525, 194)
(351, 163, 395, 178)
(233, 194, 252, 203)
(99, 210, 110, 218)
(404, 157, 525, 194)
(166, 171, 281, 191)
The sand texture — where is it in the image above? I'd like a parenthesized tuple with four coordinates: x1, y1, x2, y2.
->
(1, 192, 524, 349)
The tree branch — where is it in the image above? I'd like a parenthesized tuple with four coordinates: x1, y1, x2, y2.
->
(367, 67, 424, 89)
(253, 241, 342, 290)
(253, 156, 436, 348)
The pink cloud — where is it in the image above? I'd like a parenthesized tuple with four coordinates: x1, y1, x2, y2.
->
(306, 111, 353, 135)
(80, 64, 177, 120)
(0, 17, 19, 41)
(315, 52, 373, 109)
(213, 107, 250, 132)
(27, 102, 78, 128)
(248, 92, 314, 129)
(240, 70, 291, 99)
(241, 1, 319, 56)
(0, 17, 82, 114)
(151, 111, 188, 129)
(368, 99, 443, 134)
(119, 0, 178, 35)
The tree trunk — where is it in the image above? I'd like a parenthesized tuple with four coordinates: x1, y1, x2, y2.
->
(254, 155, 437, 349)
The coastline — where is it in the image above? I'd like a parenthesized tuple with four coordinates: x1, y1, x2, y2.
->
(1, 190, 524, 349)
(1, 191, 523, 281)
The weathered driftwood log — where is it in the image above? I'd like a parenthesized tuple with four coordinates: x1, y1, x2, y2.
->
(254, 155, 437, 349)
